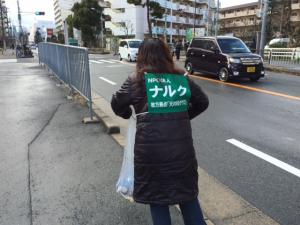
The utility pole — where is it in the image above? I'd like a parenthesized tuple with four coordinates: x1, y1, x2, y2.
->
(193, 0, 196, 37)
(0, 0, 7, 51)
(17, 0, 23, 45)
(215, 0, 220, 36)
(279, 6, 284, 35)
(207, 0, 211, 36)
(170, 0, 173, 43)
(164, 0, 167, 42)
(259, 0, 268, 56)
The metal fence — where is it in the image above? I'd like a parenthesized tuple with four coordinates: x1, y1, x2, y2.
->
(264, 48, 300, 71)
(38, 42, 93, 119)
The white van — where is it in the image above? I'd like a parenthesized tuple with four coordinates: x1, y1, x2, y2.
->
(119, 39, 142, 62)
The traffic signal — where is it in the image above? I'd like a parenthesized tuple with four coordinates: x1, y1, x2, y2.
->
(35, 12, 45, 16)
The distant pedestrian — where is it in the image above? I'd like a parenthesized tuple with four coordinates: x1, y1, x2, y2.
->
(111, 39, 209, 225)
(175, 40, 182, 61)
(184, 41, 190, 53)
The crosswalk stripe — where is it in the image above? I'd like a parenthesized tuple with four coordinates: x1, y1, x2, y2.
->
(0, 59, 17, 63)
(89, 60, 104, 64)
(99, 76, 117, 85)
(98, 59, 115, 64)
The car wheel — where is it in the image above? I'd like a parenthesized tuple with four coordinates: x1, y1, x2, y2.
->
(219, 67, 230, 82)
(250, 76, 260, 82)
(186, 62, 194, 74)
(128, 55, 132, 62)
(119, 54, 122, 61)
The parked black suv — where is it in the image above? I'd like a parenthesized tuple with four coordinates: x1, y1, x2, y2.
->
(185, 36, 265, 82)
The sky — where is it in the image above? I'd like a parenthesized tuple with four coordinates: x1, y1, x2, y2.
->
(5, 0, 257, 29)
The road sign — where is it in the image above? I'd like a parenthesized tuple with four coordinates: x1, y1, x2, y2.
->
(47, 28, 53, 37)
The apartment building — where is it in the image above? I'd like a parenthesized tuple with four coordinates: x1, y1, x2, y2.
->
(291, 0, 300, 24)
(105, 0, 216, 41)
(219, 1, 260, 42)
(0, 0, 9, 37)
(53, 0, 80, 31)
(220, 0, 300, 42)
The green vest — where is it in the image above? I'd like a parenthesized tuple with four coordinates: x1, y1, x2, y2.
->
(145, 73, 191, 114)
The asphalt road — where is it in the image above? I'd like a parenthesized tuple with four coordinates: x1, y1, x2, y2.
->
(89, 54, 300, 225)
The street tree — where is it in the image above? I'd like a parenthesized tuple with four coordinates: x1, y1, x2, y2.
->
(268, 0, 292, 42)
(120, 20, 134, 38)
(57, 33, 65, 44)
(71, 0, 103, 47)
(66, 14, 74, 38)
(127, 0, 164, 37)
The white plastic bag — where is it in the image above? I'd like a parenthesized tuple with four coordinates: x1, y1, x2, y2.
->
(116, 106, 136, 201)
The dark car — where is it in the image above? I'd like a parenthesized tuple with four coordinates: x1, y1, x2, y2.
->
(185, 36, 265, 82)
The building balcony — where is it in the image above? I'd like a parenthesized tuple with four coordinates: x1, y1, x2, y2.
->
(154, 0, 206, 15)
(187, 0, 209, 4)
(223, 20, 256, 28)
(291, 15, 300, 22)
(110, 12, 129, 23)
(152, 26, 187, 36)
(220, 10, 257, 19)
(292, 3, 300, 10)
(105, 21, 130, 36)
(156, 15, 207, 27)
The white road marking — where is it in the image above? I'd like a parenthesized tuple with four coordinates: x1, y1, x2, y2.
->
(98, 59, 115, 64)
(110, 59, 121, 62)
(0, 59, 17, 63)
(227, 139, 300, 178)
(90, 60, 104, 64)
(98, 76, 116, 85)
(105, 65, 123, 68)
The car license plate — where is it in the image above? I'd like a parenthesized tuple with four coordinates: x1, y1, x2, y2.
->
(247, 67, 256, 73)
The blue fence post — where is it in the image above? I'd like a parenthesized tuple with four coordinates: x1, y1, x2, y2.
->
(66, 46, 73, 95)
(85, 48, 94, 121)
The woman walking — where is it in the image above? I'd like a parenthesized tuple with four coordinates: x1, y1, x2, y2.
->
(111, 39, 209, 225)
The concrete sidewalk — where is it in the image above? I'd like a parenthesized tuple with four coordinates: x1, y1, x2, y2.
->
(0, 61, 187, 224)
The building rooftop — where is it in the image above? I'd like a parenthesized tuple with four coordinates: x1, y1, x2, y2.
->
(220, 1, 260, 12)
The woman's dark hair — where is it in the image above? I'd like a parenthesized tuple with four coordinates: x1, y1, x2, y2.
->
(136, 39, 185, 78)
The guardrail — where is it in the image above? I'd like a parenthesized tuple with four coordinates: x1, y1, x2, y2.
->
(264, 48, 300, 70)
(38, 42, 94, 120)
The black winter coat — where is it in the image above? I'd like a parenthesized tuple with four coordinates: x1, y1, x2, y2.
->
(111, 73, 209, 205)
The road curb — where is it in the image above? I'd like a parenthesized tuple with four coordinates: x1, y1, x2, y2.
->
(264, 64, 300, 76)
(93, 105, 120, 134)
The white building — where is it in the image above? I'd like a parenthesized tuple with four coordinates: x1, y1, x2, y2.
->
(104, 0, 146, 40)
(29, 20, 55, 43)
(105, 0, 216, 41)
(53, 0, 80, 31)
